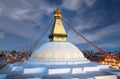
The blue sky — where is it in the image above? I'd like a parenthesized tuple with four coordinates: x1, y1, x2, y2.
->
(0, 0, 120, 52)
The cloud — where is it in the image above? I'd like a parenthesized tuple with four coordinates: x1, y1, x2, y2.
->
(62, 0, 96, 11)
(0, 8, 2, 12)
(10, 8, 31, 20)
(100, 43, 120, 48)
(67, 22, 120, 47)
(0, 0, 54, 38)
(67, 11, 104, 44)
(84, 0, 96, 7)
(0, 32, 5, 39)
(62, 0, 80, 11)
(0, 0, 54, 21)
(62, 0, 120, 49)
(93, 22, 120, 39)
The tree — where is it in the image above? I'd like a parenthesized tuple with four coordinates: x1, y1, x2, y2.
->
(10, 50, 17, 56)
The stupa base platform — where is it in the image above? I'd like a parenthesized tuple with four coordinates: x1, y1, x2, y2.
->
(0, 60, 119, 79)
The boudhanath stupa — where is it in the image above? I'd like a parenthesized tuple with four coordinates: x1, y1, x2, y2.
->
(0, 6, 120, 79)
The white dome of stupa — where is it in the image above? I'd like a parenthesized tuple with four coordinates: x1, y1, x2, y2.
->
(30, 42, 86, 61)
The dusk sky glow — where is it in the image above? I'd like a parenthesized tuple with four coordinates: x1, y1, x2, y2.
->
(0, 0, 120, 52)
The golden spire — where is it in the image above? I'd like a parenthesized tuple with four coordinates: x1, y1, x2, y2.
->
(49, 6, 67, 42)
(53, 6, 62, 18)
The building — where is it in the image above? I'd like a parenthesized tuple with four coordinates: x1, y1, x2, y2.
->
(0, 6, 120, 79)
